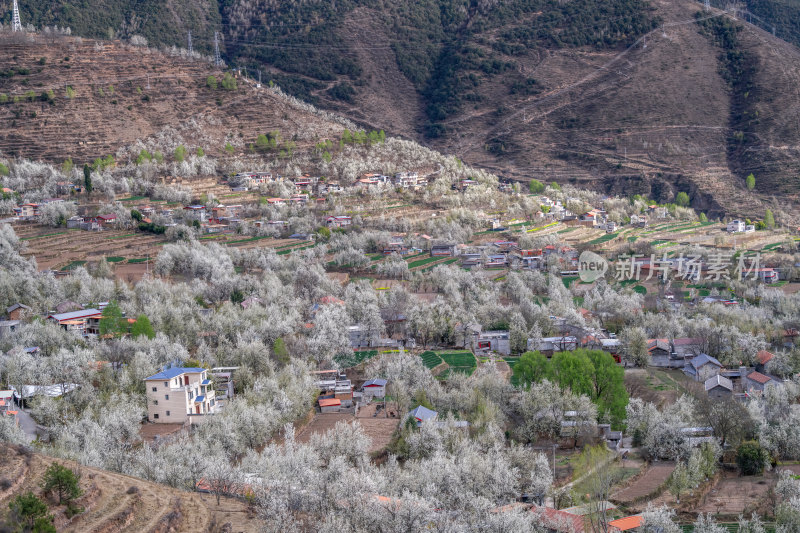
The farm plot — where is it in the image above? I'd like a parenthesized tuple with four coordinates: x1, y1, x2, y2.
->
(439, 351, 477, 376)
(611, 463, 675, 504)
(335, 350, 379, 368)
(419, 351, 444, 369)
(694, 472, 774, 516)
(296, 407, 400, 453)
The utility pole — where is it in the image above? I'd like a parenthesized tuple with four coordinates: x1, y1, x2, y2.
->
(187, 30, 193, 57)
(12, 0, 22, 32)
(257, 69, 262, 87)
(146, 74, 151, 90)
(213, 32, 222, 67)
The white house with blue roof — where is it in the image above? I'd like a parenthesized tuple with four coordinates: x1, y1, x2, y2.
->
(144, 366, 217, 424)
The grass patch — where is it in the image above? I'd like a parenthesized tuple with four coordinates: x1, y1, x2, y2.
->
(105, 256, 125, 262)
(127, 257, 151, 264)
(632, 285, 647, 295)
(118, 195, 147, 203)
(104, 233, 137, 239)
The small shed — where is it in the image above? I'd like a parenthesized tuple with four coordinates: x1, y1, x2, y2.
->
(319, 398, 341, 413)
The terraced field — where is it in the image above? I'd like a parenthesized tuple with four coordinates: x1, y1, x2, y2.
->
(0, 445, 258, 532)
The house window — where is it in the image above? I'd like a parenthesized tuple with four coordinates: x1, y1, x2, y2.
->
(165, 394, 169, 400)
(151, 387, 157, 392)
(164, 381, 168, 387)
(166, 411, 170, 416)
(153, 414, 159, 419)
(153, 400, 158, 405)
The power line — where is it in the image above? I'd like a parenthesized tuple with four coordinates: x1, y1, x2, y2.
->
(213, 31, 222, 66)
(12, 0, 22, 32)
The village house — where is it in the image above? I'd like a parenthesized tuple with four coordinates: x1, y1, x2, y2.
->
(727, 220, 746, 233)
(0, 320, 20, 339)
(647, 339, 672, 367)
(528, 336, 578, 356)
(745, 371, 776, 394)
(755, 350, 774, 373)
(672, 337, 705, 359)
(684, 353, 723, 382)
(47, 308, 103, 336)
(469, 330, 511, 355)
(13, 203, 39, 220)
(7, 303, 31, 321)
(362, 378, 387, 399)
(326, 215, 352, 228)
(95, 214, 117, 228)
(430, 243, 458, 257)
(705, 375, 734, 400)
(144, 367, 217, 424)
(408, 405, 437, 427)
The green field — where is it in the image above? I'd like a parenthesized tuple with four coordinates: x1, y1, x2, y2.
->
(419, 351, 443, 369)
(105, 256, 125, 262)
(562, 276, 578, 288)
(20, 231, 66, 241)
(408, 256, 446, 268)
(127, 257, 151, 264)
(588, 232, 621, 245)
(440, 351, 477, 376)
(61, 260, 87, 271)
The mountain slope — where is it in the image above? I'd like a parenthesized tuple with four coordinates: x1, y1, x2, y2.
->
(0, 33, 347, 164)
(3, 0, 800, 215)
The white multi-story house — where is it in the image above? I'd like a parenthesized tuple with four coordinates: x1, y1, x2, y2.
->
(144, 367, 217, 424)
(727, 220, 746, 233)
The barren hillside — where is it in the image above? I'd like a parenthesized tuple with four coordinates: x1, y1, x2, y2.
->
(0, 445, 259, 532)
(0, 32, 347, 164)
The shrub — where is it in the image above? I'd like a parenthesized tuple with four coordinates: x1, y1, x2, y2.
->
(736, 441, 769, 475)
(206, 75, 218, 90)
(174, 145, 187, 163)
(221, 72, 237, 91)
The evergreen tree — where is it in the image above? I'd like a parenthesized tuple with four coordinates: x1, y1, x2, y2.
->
(764, 209, 775, 229)
(83, 164, 92, 194)
(41, 463, 82, 505)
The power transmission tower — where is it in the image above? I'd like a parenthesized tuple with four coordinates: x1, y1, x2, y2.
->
(187, 31, 193, 57)
(704, 0, 710, 11)
(258, 69, 262, 87)
(12, 0, 22, 32)
(213, 32, 222, 66)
